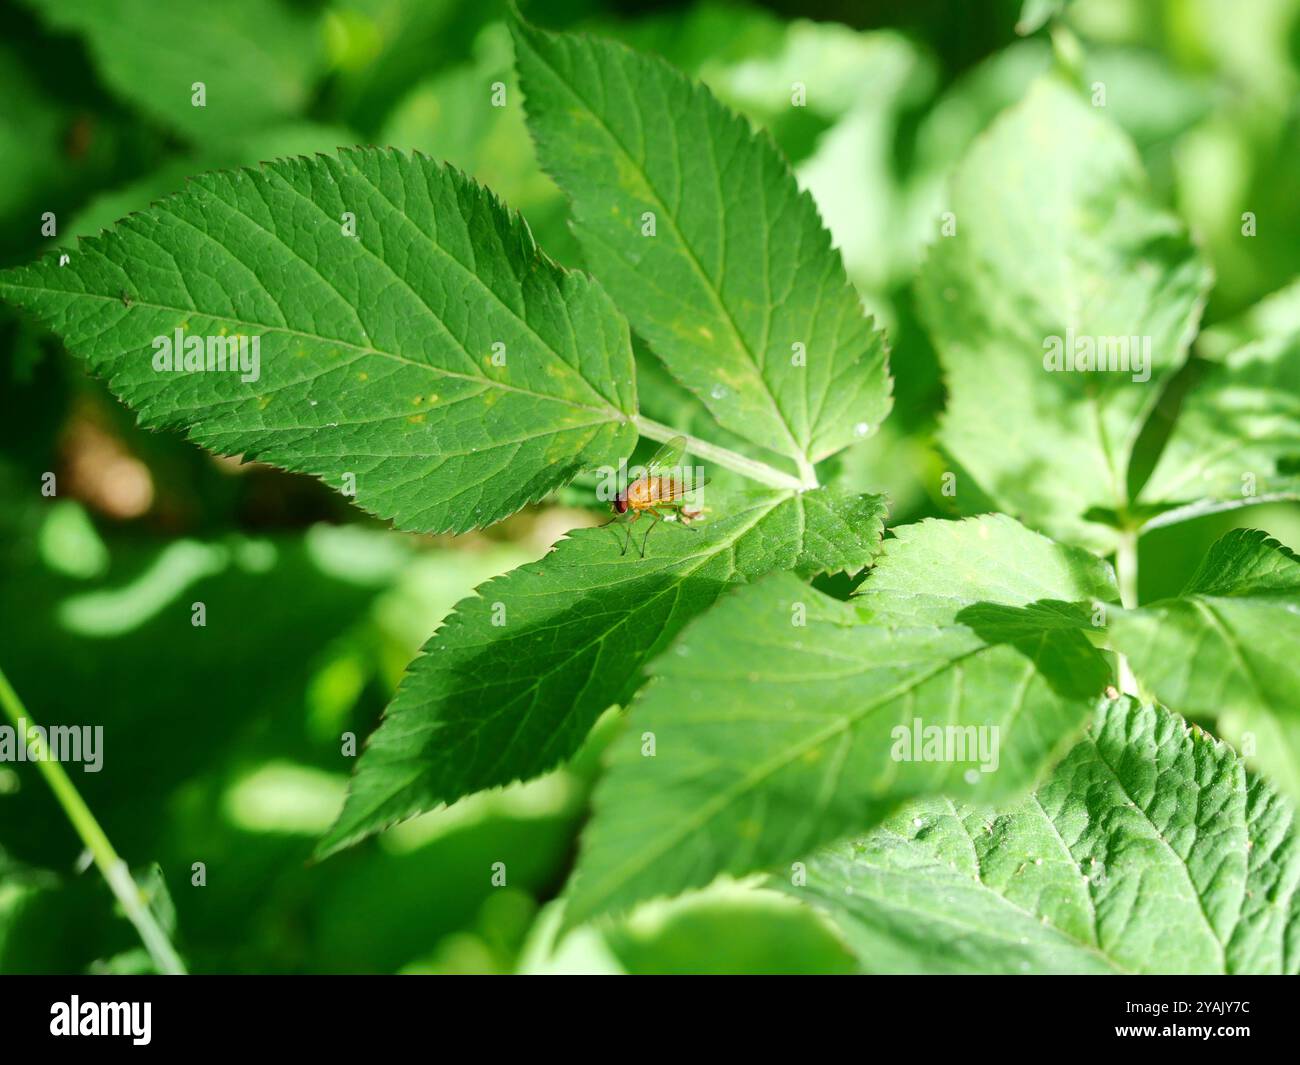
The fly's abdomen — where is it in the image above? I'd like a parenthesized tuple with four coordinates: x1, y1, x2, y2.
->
(627, 476, 679, 507)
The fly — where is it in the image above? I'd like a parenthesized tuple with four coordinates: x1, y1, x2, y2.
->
(601, 435, 707, 557)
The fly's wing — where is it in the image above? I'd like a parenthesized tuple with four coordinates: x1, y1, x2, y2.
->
(644, 436, 712, 502)
(654, 470, 710, 505)
(645, 435, 686, 476)
(674, 470, 709, 496)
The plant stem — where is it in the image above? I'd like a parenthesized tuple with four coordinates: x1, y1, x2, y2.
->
(1115, 530, 1139, 697)
(1140, 491, 1300, 533)
(1050, 22, 1085, 85)
(633, 415, 813, 492)
(0, 665, 187, 974)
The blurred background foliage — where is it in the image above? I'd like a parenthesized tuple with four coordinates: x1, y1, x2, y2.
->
(1, 0, 1298, 973)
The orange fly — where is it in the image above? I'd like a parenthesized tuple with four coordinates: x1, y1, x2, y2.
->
(601, 435, 707, 557)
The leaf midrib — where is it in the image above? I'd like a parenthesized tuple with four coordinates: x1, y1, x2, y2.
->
(577, 636, 1000, 915)
(0, 281, 627, 422)
(520, 34, 811, 466)
(1087, 727, 1228, 971)
(470, 495, 794, 783)
(336, 494, 798, 831)
(830, 850, 1131, 974)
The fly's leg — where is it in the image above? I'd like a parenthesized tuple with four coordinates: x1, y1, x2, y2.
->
(672, 504, 703, 532)
(637, 510, 662, 558)
(617, 510, 640, 556)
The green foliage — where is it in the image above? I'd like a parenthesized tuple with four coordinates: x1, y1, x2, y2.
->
(917, 77, 1211, 552)
(1138, 334, 1300, 524)
(18, 0, 324, 143)
(321, 488, 885, 855)
(564, 533, 1113, 924)
(856, 512, 1119, 625)
(513, 18, 892, 482)
(788, 698, 1300, 974)
(0, 148, 638, 534)
(1, 0, 1299, 976)
(1111, 530, 1300, 801)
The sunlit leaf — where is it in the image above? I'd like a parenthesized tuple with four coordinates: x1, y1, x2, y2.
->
(917, 77, 1211, 551)
(787, 699, 1300, 974)
(857, 513, 1119, 626)
(1138, 333, 1300, 528)
(563, 564, 1110, 925)
(0, 148, 638, 535)
(1111, 528, 1300, 800)
(513, 17, 891, 480)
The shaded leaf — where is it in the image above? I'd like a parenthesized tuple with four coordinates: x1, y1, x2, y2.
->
(320, 488, 886, 855)
(18, 0, 324, 142)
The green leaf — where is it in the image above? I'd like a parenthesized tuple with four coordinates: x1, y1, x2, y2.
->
(0, 848, 59, 970)
(696, 23, 935, 292)
(857, 513, 1119, 626)
(917, 77, 1211, 552)
(602, 882, 857, 975)
(0, 147, 638, 535)
(379, 23, 568, 250)
(64, 121, 361, 245)
(18, 0, 324, 143)
(512, 17, 891, 481)
(786, 699, 1300, 974)
(1198, 277, 1300, 359)
(563, 567, 1111, 925)
(319, 487, 886, 855)
(1111, 529, 1300, 800)
(1137, 334, 1300, 529)
(0, 43, 111, 236)
(1016, 0, 1065, 36)
(326, 0, 489, 135)
(599, 1, 787, 80)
